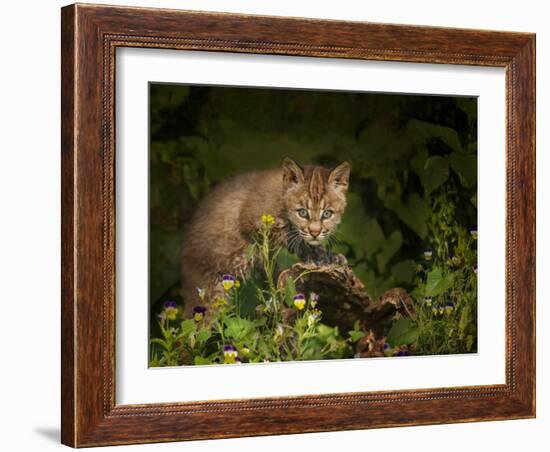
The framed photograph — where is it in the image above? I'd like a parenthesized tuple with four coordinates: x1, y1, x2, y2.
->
(61, 3, 536, 447)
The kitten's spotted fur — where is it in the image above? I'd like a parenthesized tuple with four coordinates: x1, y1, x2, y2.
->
(180, 157, 350, 317)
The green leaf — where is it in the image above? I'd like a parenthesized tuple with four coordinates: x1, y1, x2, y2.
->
(422, 156, 449, 194)
(425, 268, 455, 296)
(386, 318, 420, 347)
(236, 274, 263, 317)
(276, 248, 299, 271)
(376, 230, 402, 271)
(385, 193, 430, 239)
(180, 319, 196, 338)
(316, 324, 339, 341)
(284, 277, 296, 308)
(391, 259, 415, 284)
(450, 152, 477, 188)
(196, 328, 211, 344)
(150, 338, 170, 350)
(336, 194, 384, 258)
(245, 243, 256, 262)
(352, 262, 398, 300)
(224, 317, 256, 341)
(193, 356, 212, 365)
(407, 119, 463, 153)
(411, 148, 452, 194)
(348, 330, 366, 342)
(410, 147, 429, 179)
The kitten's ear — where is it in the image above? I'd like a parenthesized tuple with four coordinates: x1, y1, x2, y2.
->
(282, 157, 304, 189)
(328, 161, 351, 192)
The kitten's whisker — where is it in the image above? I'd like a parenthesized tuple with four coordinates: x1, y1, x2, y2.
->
(287, 235, 299, 253)
(329, 234, 342, 245)
(286, 230, 304, 254)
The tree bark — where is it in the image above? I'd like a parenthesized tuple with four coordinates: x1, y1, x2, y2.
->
(278, 261, 416, 355)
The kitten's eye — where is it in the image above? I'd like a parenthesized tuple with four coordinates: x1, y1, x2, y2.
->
(297, 208, 309, 219)
(322, 209, 334, 219)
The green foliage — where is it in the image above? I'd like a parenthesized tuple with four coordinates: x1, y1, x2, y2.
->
(149, 85, 479, 359)
(407, 119, 464, 153)
(149, 220, 354, 365)
(450, 152, 477, 188)
(386, 318, 420, 347)
(425, 268, 454, 297)
(422, 156, 450, 195)
(224, 317, 259, 342)
(385, 193, 430, 239)
(412, 189, 478, 355)
(284, 277, 297, 308)
(348, 329, 366, 342)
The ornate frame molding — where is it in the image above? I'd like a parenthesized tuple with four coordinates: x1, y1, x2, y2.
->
(61, 4, 535, 447)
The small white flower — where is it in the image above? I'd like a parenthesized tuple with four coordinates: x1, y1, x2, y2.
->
(157, 312, 167, 320)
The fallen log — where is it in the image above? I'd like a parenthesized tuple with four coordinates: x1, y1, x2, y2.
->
(277, 261, 416, 354)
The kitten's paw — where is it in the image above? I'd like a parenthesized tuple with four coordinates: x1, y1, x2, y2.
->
(328, 252, 347, 266)
(307, 247, 331, 266)
(305, 248, 347, 266)
(313, 256, 331, 266)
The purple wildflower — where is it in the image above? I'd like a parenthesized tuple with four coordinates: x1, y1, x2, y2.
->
(163, 300, 177, 309)
(222, 274, 236, 291)
(193, 305, 207, 322)
(293, 293, 306, 310)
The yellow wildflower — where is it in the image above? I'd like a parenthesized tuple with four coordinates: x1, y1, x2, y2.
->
(163, 301, 178, 321)
(293, 294, 306, 310)
(444, 302, 455, 315)
(213, 297, 228, 309)
(166, 309, 178, 321)
(261, 214, 275, 226)
(223, 345, 239, 364)
(193, 306, 206, 322)
(222, 274, 235, 291)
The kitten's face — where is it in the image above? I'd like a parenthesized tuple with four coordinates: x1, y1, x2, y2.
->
(282, 158, 350, 246)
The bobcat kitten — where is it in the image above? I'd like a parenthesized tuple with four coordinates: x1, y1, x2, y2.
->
(180, 157, 350, 317)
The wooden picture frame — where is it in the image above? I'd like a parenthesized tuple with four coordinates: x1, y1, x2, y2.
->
(61, 3, 535, 447)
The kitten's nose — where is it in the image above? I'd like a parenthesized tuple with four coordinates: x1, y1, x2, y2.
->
(309, 224, 321, 238)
